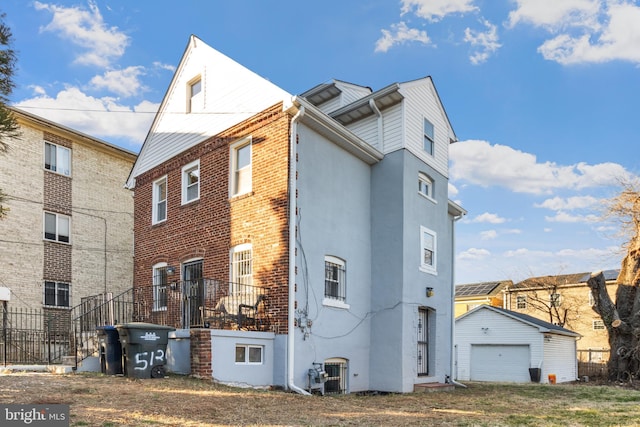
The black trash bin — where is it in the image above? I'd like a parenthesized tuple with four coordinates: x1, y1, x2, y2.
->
(529, 367, 541, 383)
(116, 323, 175, 379)
(97, 325, 123, 375)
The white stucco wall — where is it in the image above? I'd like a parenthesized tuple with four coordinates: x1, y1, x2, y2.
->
(210, 330, 275, 388)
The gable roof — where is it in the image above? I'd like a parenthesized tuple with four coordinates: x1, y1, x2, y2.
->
(457, 305, 581, 337)
(126, 35, 292, 188)
(455, 280, 512, 298)
(511, 269, 619, 290)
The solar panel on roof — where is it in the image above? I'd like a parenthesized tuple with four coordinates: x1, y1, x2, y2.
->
(455, 282, 500, 297)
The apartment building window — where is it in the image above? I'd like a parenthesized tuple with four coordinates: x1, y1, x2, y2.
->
(153, 263, 168, 311)
(423, 118, 434, 156)
(235, 344, 263, 364)
(44, 212, 70, 243)
(516, 295, 527, 309)
(420, 226, 437, 274)
(324, 256, 346, 302)
(44, 141, 71, 176)
(231, 244, 252, 293)
(324, 358, 348, 394)
(230, 138, 252, 197)
(181, 160, 200, 204)
(418, 172, 434, 200)
(550, 293, 562, 307)
(44, 281, 70, 308)
(593, 319, 605, 330)
(188, 77, 203, 113)
(152, 176, 167, 224)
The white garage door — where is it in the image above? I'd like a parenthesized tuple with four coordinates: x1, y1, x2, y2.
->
(470, 344, 531, 383)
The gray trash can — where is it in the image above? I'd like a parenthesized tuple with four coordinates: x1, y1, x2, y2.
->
(97, 325, 122, 375)
(116, 323, 175, 379)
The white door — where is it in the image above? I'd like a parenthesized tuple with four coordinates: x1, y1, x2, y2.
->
(470, 344, 531, 382)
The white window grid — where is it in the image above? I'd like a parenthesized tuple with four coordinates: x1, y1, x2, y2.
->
(235, 345, 263, 364)
(44, 211, 70, 243)
(44, 141, 71, 176)
(230, 138, 252, 197)
(423, 118, 434, 156)
(181, 160, 200, 204)
(152, 176, 167, 224)
(420, 226, 437, 274)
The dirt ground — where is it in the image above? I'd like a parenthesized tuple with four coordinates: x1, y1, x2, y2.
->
(1, 372, 640, 426)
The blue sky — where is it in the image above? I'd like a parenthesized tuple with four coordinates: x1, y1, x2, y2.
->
(3, 0, 638, 284)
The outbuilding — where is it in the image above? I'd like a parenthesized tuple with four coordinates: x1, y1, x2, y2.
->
(455, 305, 580, 383)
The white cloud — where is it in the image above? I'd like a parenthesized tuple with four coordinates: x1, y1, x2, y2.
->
(507, 0, 600, 30)
(480, 230, 498, 240)
(544, 211, 600, 223)
(470, 212, 507, 224)
(90, 66, 147, 98)
(34, 0, 129, 67)
(448, 182, 459, 197)
(504, 248, 554, 258)
(15, 87, 157, 146)
(458, 247, 491, 260)
(535, 195, 599, 210)
(464, 19, 501, 64)
(375, 22, 431, 53)
(449, 139, 632, 194)
(401, 0, 478, 22)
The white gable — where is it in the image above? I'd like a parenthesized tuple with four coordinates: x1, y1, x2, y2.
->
(127, 35, 292, 187)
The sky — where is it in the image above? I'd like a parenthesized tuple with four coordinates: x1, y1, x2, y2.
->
(2, 0, 639, 285)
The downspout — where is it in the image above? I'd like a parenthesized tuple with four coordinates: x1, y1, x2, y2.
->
(369, 99, 383, 151)
(449, 212, 467, 388)
(287, 103, 311, 395)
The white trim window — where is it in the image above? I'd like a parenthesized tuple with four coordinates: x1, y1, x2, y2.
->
(550, 293, 562, 307)
(235, 344, 263, 364)
(423, 118, 435, 156)
(420, 226, 437, 274)
(231, 244, 252, 293)
(181, 160, 200, 204)
(324, 256, 346, 303)
(593, 319, 605, 330)
(44, 281, 70, 308)
(188, 76, 203, 113)
(230, 138, 252, 197)
(153, 263, 168, 311)
(44, 141, 71, 176)
(44, 212, 70, 243)
(418, 172, 435, 201)
(516, 295, 527, 309)
(324, 358, 348, 394)
(152, 176, 167, 224)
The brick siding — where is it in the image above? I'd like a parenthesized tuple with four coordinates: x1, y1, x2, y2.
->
(190, 328, 212, 378)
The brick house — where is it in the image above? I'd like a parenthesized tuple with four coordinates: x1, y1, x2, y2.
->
(503, 270, 619, 358)
(0, 108, 136, 316)
(126, 35, 465, 393)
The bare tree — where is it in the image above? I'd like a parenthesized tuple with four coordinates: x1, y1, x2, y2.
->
(0, 11, 19, 219)
(588, 181, 640, 382)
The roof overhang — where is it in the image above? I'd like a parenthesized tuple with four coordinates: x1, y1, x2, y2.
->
(330, 83, 403, 126)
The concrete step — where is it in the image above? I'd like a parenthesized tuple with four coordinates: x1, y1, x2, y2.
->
(413, 382, 455, 393)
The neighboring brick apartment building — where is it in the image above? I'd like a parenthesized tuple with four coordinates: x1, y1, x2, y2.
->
(0, 108, 136, 315)
(126, 36, 465, 394)
(503, 270, 619, 354)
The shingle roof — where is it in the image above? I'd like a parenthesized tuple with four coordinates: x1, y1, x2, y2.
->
(510, 270, 619, 290)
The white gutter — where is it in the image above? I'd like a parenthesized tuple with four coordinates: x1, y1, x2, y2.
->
(287, 104, 311, 395)
(369, 99, 383, 151)
(449, 207, 467, 388)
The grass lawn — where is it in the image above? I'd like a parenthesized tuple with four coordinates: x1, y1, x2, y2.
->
(1, 372, 639, 426)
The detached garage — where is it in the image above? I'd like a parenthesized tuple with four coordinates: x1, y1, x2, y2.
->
(455, 305, 580, 384)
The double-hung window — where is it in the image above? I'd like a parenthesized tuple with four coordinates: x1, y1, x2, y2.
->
(324, 256, 346, 302)
(550, 293, 562, 307)
(423, 118, 435, 156)
(188, 77, 203, 113)
(230, 138, 252, 197)
(418, 172, 434, 200)
(153, 263, 168, 311)
(516, 295, 527, 309)
(44, 281, 70, 308)
(152, 176, 167, 224)
(44, 212, 70, 243)
(593, 319, 605, 330)
(181, 160, 200, 204)
(420, 226, 437, 274)
(44, 142, 71, 176)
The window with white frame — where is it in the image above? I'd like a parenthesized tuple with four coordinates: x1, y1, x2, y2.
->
(420, 226, 437, 274)
(423, 118, 434, 156)
(231, 244, 252, 292)
(152, 176, 167, 224)
(44, 281, 70, 307)
(44, 212, 70, 243)
(418, 172, 434, 200)
(593, 319, 605, 330)
(153, 263, 168, 311)
(324, 358, 348, 394)
(550, 293, 562, 307)
(516, 295, 527, 309)
(324, 256, 346, 302)
(230, 138, 252, 197)
(44, 142, 71, 176)
(235, 344, 263, 364)
(181, 160, 200, 204)
(188, 77, 203, 113)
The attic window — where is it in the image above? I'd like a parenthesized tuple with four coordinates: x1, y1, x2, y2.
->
(188, 77, 203, 113)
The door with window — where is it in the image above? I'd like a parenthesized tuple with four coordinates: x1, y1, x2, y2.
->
(182, 260, 203, 327)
